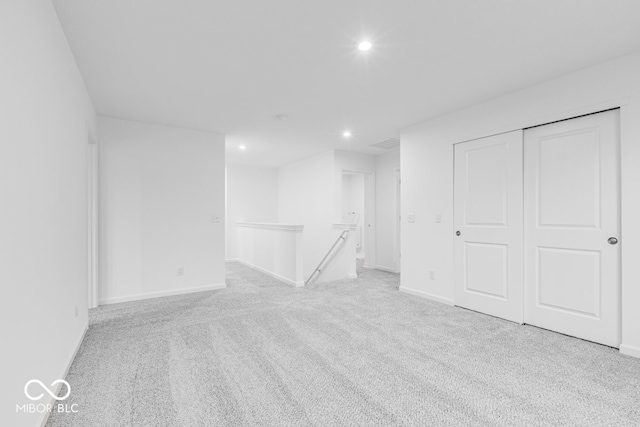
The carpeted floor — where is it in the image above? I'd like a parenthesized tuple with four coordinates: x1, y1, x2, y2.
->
(48, 262, 640, 426)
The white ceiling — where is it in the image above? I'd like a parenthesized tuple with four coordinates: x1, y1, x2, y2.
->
(52, 0, 640, 167)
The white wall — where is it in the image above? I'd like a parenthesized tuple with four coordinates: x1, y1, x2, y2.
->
(401, 50, 640, 357)
(278, 149, 397, 279)
(225, 164, 278, 260)
(99, 117, 226, 304)
(0, 1, 96, 425)
(375, 149, 401, 272)
(236, 223, 304, 286)
(279, 150, 346, 282)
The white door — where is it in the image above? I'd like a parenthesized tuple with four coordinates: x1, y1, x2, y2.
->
(524, 110, 620, 347)
(454, 131, 524, 323)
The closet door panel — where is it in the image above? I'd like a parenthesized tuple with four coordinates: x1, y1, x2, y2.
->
(524, 110, 620, 347)
(454, 131, 524, 323)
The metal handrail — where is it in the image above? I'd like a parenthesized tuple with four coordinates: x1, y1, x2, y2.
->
(305, 230, 349, 285)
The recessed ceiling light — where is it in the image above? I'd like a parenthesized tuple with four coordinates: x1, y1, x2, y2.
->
(358, 41, 372, 51)
(239, 145, 246, 150)
(342, 131, 352, 138)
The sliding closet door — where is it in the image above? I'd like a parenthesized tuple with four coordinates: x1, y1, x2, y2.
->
(524, 110, 620, 347)
(454, 131, 523, 323)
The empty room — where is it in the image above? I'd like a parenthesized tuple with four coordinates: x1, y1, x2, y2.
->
(3, 1, 640, 426)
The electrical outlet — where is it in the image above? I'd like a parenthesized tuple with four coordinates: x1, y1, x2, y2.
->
(211, 215, 220, 223)
(429, 270, 435, 280)
(408, 213, 416, 223)
(435, 213, 442, 223)
(177, 267, 184, 276)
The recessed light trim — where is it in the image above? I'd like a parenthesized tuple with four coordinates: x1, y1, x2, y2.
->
(239, 145, 247, 150)
(358, 40, 372, 51)
(342, 131, 352, 138)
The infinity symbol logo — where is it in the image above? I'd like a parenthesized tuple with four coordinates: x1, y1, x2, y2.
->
(24, 379, 71, 401)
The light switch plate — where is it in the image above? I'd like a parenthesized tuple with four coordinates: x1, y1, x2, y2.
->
(435, 213, 442, 223)
(408, 213, 416, 223)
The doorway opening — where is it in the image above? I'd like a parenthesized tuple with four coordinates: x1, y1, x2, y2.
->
(341, 170, 376, 269)
(395, 168, 401, 273)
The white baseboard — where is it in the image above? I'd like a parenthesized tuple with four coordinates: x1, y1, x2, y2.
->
(225, 258, 239, 262)
(98, 283, 227, 305)
(235, 259, 304, 287)
(346, 273, 358, 279)
(398, 286, 454, 306)
(38, 321, 88, 427)
(375, 265, 398, 273)
(620, 343, 640, 359)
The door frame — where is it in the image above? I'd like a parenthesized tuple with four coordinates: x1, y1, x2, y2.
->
(394, 168, 401, 273)
(87, 133, 99, 309)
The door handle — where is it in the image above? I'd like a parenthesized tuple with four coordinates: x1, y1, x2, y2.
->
(608, 237, 618, 245)
(456, 231, 461, 236)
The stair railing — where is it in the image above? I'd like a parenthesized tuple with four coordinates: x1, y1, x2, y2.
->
(305, 230, 349, 285)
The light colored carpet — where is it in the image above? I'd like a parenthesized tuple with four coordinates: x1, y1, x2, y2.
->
(48, 262, 640, 426)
